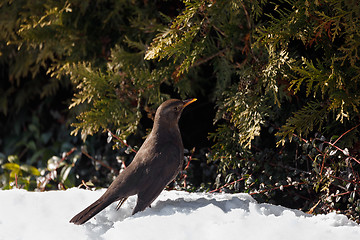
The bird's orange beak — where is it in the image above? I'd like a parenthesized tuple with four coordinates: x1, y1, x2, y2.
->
(183, 98, 197, 108)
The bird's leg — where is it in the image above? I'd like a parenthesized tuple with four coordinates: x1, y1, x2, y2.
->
(116, 197, 128, 211)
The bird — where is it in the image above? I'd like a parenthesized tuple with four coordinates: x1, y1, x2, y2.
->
(70, 98, 197, 225)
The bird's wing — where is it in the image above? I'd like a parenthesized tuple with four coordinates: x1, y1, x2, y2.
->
(131, 141, 183, 215)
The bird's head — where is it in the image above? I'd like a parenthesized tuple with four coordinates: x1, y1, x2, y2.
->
(154, 98, 197, 125)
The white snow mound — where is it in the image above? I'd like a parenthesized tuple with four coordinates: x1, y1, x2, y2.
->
(0, 188, 359, 240)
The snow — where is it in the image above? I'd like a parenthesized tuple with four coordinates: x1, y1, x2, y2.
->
(0, 189, 359, 240)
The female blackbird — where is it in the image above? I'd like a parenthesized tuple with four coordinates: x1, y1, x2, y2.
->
(70, 98, 197, 225)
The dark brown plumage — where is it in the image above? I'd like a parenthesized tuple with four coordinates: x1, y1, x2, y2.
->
(69, 98, 197, 225)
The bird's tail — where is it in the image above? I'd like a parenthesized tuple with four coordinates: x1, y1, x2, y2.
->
(69, 197, 113, 225)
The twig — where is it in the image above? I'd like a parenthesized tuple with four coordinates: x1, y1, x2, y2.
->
(329, 174, 360, 187)
(239, 0, 251, 29)
(81, 149, 119, 175)
(209, 176, 248, 193)
(191, 49, 226, 68)
(332, 190, 353, 198)
(307, 199, 321, 214)
(324, 141, 360, 165)
(107, 129, 137, 153)
(78, 180, 93, 190)
(333, 123, 360, 146)
(38, 147, 78, 191)
(249, 182, 306, 196)
(60, 147, 77, 164)
(326, 123, 360, 165)
(320, 154, 326, 176)
(15, 173, 18, 189)
(182, 148, 196, 188)
(185, 148, 195, 171)
(292, 133, 308, 143)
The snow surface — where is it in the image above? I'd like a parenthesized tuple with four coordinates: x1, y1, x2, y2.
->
(1, 188, 360, 240)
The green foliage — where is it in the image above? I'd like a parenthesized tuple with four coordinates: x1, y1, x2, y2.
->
(1, 150, 80, 191)
(276, 101, 328, 145)
(209, 0, 360, 222)
(2, 0, 360, 223)
(1, 155, 40, 190)
(215, 87, 265, 149)
(143, 0, 360, 222)
(255, 0, 360, 142)
(1, 0, 152, 115)
(67, 45, 171, 140)
(0, 0, 183, 191)
(0, 0, 72, 114)
(145, 0, 206, 76)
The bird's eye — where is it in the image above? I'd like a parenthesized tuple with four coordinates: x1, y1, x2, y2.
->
(173, 106, 179, 111)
